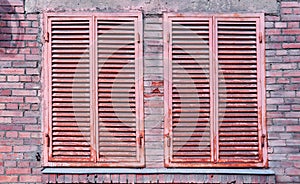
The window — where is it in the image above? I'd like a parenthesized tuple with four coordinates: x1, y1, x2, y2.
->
(163, 13, 267, 167)
(43, 13, 144, 167)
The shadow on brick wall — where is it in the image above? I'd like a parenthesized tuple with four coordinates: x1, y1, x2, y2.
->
(0, 0, 23, 55)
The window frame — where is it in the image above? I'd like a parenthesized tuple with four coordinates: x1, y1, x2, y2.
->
(42, 12, 145, 168)
(163, 13, 267, 168)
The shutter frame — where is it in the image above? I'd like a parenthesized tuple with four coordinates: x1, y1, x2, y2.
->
(164, 13, 267, 168)
(43, 12, 144, 167)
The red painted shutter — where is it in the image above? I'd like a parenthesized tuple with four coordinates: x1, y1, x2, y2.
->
(46, 17, 95, 162)
(164, 14, 267, 167)
(97, 15, 144, 167)
(44, 13, 144, 167)
(215, 15, 267, 167)
(164, 16, 213, 167)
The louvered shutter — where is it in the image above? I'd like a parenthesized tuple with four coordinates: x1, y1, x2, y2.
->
(215, 16, 267, 166)
(97, 16, 144, 166)
(43, 13, 144, 167)
(164, 16, 213, 167)
(46, 17, 94, 162)
(164, 14, 267, 167)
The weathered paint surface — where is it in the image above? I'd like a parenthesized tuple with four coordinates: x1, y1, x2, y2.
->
(25, 0, 279, 14)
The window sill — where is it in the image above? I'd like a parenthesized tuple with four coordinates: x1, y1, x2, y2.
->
(42, 168, 275, 175)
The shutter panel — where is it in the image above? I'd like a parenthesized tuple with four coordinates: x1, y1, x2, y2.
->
(164, 14, 266, 167)
(48, 18, 94, 162)
(44, 13, 144, 167)
(216, 16, 266, 165)
(165, 16, 213, 166)
(97, 15, 144, 166)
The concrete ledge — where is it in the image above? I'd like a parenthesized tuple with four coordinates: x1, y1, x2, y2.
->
(42, 168, 275, 175)
(25, 0, 279, 14)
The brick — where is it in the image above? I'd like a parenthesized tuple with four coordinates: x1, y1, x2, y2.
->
(283, 29, 300, 35)
(283, 43, 300, 49)
(0, 176, 18, 183)
(286, 125, 300, 132)
(6, 168, 31, 175)
(19, 175, 42, 183)
(0, 89, 11, 96)
(25, 97, 40, 103)
(12, 117, 37, 124)
(0, 110, 23, 117)
(13, 145, 37, 152)
(275, 22, 287, 28)
(266, 29, 281, 35)
(0, 146, 12, 152)
(0, 54, 24, 61)
(0, 83, 23, 89)
(281, 1, 300, 8)
(25, 55, 40, 60)
(267, 98, 284, 104)
(26, 68, 39, 75)
(274, 147, 299, 154)
(285, 111, 300, 117)
(25, 14, 39, 20)
(269, 140, 286, 147)
(25, 28, 38, 34)
(13, 61, 37, 68)
(4, 161, 16, 167)
(0, 124, 22, 131)
(0, 68, 24, 74)
(286, 168, 300, 176)
(283, 71, 300, 77)
(282, 8, 293, 14)
(277, 176, 293, 183)
(7, 76, 19, 82)
(17, 161, 30, 168)
(12, 90, 36, 96)
(15, 6, 24, 13)
(0, 117, 11, 123)
(282, 15, 300, 21)
(5, 131, 18, 138)
(271, 91, 295, 98)
(271, 63, 297, 70)
(288, 22, 300, 28)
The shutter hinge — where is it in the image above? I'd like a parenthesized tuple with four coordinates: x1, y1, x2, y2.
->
(45, 133, 50, 147)
(137, 33, 141, 44)
(44, 32, 49, 42)
(259, 32, 263, 43)
(167, 33, 170, 43)
(166, 134, 171, 147)
(139, 134, 144, 148)
(261, 134, 266, 147)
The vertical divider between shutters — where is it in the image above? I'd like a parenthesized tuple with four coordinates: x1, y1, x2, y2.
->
(211, 16, 219, 164)
(43, 14, 52, 163)
(256, 14, 267, 167)
(90, 16, 97, 162)
(134, 13, 145, 165)
(47, 17, 54, 161)
(163, 14, 171, 167)
(261, 14, 268, 167)
(134, 16, 140, 163)
(139, 13, 145, 166)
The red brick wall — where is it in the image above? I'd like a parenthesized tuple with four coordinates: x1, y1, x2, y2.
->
(266, 1, 300, 183)
(0, 0, 299, 183)
(0, 0, 42, 183)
